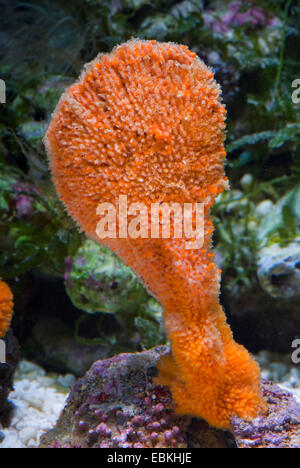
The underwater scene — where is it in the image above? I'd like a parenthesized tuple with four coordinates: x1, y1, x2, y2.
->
(0, 0, 300, 452)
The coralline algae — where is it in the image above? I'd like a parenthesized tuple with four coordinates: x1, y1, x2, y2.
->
(40, 347, 300, 449)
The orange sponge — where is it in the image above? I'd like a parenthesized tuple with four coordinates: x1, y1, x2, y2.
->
(0, 280, 13, 338)
(45, 39, 265, 429)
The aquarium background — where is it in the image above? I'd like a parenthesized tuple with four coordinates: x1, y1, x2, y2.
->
(0, 0, 299, 448)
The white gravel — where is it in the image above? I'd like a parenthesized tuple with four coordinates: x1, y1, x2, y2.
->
(0, 361, 75, 448)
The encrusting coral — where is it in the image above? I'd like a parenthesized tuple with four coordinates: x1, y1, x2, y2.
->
(0, 280, 14, 338)
(45, 39, 265, 429)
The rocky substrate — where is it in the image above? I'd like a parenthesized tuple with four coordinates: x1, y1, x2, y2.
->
(257, 350, 300, 405)
(0, 347, 299, 448)
(39, 346, 300, 449)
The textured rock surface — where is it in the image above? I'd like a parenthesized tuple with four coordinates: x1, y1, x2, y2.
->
(257, 242, 300, 299)
(64, 239, 165, 351)
(256, 185, 300, 299)
(28, 317, 109, 377)
(39, 347, 233, 448)
(232, 380, 300, 448)
(65, 239, 160, 315)
(40, 347, 300, 448)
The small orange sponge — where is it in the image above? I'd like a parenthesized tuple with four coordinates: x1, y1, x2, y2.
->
(45, 39, 265, 429)
(0, 280, 13, 338)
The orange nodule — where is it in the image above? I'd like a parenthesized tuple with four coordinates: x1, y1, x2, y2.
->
(0, 280, 13, 338)
(45, 39, 265, 430)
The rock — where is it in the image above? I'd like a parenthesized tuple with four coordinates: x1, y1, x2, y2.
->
(64, 239, 165, 350)
(256, 185, 300, 298)
(257, 242, 300, 298)
(39, 347, 300, 448)
(232, 380, 300, 448)
(65, 239, 156, 315)
(39, 347, 233, 448)
(28, 318, 109, 376)
(19, 425, 40, 445)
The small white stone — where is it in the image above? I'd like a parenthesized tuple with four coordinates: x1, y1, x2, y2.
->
(27, 439, 38, 448)
(0, 433, 20, 449)
(19, 426, 39, 445)
(52, 402, 64, 416)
